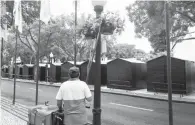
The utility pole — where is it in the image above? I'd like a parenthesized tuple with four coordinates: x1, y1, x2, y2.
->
(13, 26, 18, 105)
(74, 0, 77, 66)
(165, 1, 173, 125)
(0, 38, 2, 91)
(1, 38, 3, 67)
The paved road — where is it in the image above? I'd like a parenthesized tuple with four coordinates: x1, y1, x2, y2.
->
(1, 79, 195, 125)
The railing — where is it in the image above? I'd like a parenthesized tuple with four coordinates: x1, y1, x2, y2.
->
(1, 72, 34, 80)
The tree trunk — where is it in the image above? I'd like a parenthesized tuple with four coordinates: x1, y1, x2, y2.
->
(30, 56, 33, 64)
(9, 59, 14, 79)
(1, 38, 3, 67)
(34, 64, 37, 81)
(79, 52, 83, 61)
(33, 56, 38, 81)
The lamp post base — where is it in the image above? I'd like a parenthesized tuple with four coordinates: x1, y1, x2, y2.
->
(93, 108, 102, 125)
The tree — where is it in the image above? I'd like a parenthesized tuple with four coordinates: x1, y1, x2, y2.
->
(1, 0, 41, 80)
(3, 33, 34, 65)
(1, 1, 39, 29)
(52, 11, 125, 61)
(3, 1, 126, 80)
(107, 43, 136, 59)
(2, 33, 15, 65)
(105, 43, 150, 61)
(132, 49, 147, 61)
(49, 14, 85, 61)
(126, 1, 195, 52)
(6, 19, 56, 80)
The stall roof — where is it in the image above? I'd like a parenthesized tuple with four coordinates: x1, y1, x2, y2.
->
(172, 56, 195, 63)
(52, 63, 62, 66)
(24, 64, 34, 67)
(68, 61, 85, 65)
(101, 59, 113, 64)
(39, 63, 51, 67)
(120, 58, 145, 63)
(78, 59, 113, 65)
(39, 63, 46, 67)
(17, 64, 23, 67)
(147, 55, 195, 63)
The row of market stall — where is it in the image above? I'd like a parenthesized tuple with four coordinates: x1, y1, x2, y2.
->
(2, 55, 195, 94)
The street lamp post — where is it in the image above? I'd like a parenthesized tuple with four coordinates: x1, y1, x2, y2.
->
(165, 2, 173, 125)
(1, 38, 3, 68)
(91, 1, 106, 125)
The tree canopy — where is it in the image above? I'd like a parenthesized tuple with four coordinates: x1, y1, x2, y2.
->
(1, 1, 39, 29)
(105, 43, 148, 61)
(3, 1, 153, 65)
(126, 1, 195, 52)
(4, 10, 126, 63)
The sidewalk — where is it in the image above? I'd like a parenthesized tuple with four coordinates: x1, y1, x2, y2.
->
(1, 108, 27, 125)
(2, 77, 195, 104)
(97, 87, 195, 104)
(1, 96, 28, 125)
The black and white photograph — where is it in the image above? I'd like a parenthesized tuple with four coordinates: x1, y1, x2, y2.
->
(0, 0, 195, 125)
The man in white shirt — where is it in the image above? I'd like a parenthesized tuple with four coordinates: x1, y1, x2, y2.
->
(56, 66, 92, 125)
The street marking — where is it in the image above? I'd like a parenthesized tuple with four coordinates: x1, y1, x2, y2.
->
(29, 88, 42, 92)
(29, 88, 36, 91)
(110, 102, 154, 112)
(11, 85, 20, 88)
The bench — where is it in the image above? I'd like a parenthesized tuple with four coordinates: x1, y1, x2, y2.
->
(152, 82, 186, 97)
(18, 74, 33, 80)
(107, 80, 133, 90)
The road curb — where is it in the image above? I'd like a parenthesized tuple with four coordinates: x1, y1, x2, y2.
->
(91, 90, 195, 104)
(2, 78, 195, 104)
(1, 78, 61, 88)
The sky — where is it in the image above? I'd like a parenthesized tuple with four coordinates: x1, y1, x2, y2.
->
(174, 40, 195, 61)
(173, 27, 195, 61)
(49, 0, 195, 60)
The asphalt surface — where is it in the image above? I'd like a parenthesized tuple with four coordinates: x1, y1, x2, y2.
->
(1, 79, 195, 125)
